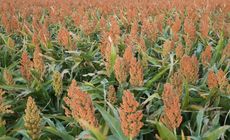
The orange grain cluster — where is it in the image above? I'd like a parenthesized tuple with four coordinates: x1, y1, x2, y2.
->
(81, 14, 96, 35)
(125, 22, 139, 49)
(100, 32, 110, 59)
(207, 69, 229, 93)
(201, 45, 212, 67)
(129, 57, 144, 87)
(109, 17, 120, 44)
(107, 85, 116, 104)
(216, 70, 229, 93)
(171, 15, 181, 36)
(184, 35, 193, 51)
(171, 72, 183, 97)
(114, 57, 128, 84)
(20, 51, 33, 81)
(3, 69, 14, 86)
(129, 22, 138, 43)
(123, 46, 133, 70)
(180, 55, 199, 84)
(115, 46, 144, 86)
(63, 80, 98, 129)
(37, 24, 50, 47)
(0, 14, 20, 33)
(142, 19, 158, 41)
(0, 0, 229, 43)
(184, 18, 196, 40)
(162, 40, 174, 57)
(32, 33, 39, 45)
(175, 44, 184, 59)
(33, 45, 45, 77)
(160, 83, 182, 130)
(119, 90, 143, 138)
(200, 14, 209, 38)
(207, 70, 218, 89)
(57, 27, 70, 48)
(137, 37, 147, 53)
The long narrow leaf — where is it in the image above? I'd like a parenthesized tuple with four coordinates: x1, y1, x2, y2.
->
(203, 125, 230, 140)
(96, 104, 128, 140)
(155, 122, 177, 140)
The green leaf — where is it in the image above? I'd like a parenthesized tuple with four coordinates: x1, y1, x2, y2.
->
(211, 34, 225, 65)
(14, 130, 30, 140)
(146, 66, 170, 87)
(155, 122, 177, 140)
(195, 109, 204, 136)
(0, 33, 7, 45)
(0, 84, 31, 91)
(211, 111, 220, 127)
(0, 136, 18, 140)
(79, 119, 107, 140)
(182, 81, 189, 109)
(0, 126, 6, 137)
(203, 125, 230, 140)
(96, 104, 128, 140)
(108, 135, 120, 140)
(43, 126, 75, 140)
(109, 43, 117, 75)
(141, 93, 161, 106)
(142, 52, 160, 65)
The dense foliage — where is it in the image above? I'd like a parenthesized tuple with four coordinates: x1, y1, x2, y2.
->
(0, 0, 229, 140)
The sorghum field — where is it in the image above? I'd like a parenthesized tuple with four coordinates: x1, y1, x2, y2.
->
(0, 0, 230, 140)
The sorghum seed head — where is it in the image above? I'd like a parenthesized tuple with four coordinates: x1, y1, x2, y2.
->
(160, 83, 182, 130)
(119, 90, 143, 138)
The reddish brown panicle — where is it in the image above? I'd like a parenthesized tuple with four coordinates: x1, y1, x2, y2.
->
(129, 57, 144, 87)
(180, 55, 199, 84)
(114, 57, 128, 84)
(207, 70, 218, 89)
(123, 46, 133, 70)
(171, 15, 181, 34)
(216, 69, 228, 92)
(33, 45, 45, 77)
(200, 14, 209, 38)
(119, 90, 143, 138)
(20, 51, 33, 81)
(175, 44, 184, 59)
(162, 40, 174, 57)
(63, 80, 98, 129)
(160, 83, 183, 130)
(171, 72, 183, 97)
(184, 18, 196, 40)
(58, 27, 71, 49)
(109, 16, 120, 45)
(201, 45, 212, 67)
(107, 85, 117, 104)
(3, 69, 14, 86)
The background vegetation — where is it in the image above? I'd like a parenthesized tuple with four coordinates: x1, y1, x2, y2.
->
(0, 0, 229, 139)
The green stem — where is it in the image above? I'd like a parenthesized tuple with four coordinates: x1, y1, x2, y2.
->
(57, 96, 60, 112)
(182, 80, 189, 109)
